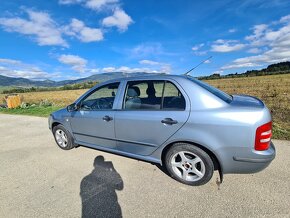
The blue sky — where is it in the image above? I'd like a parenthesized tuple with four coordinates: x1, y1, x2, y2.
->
(0, 0, 290, 81)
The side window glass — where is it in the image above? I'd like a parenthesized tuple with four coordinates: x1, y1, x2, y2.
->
(80, 82, 119, 110)
(163, 82, 186, 110)
(124, 80, 163, 110)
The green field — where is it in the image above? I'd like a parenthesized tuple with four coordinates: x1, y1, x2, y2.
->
(0, 74, 289, 140)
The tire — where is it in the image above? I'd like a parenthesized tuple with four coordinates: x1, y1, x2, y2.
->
(165, 143, 214, 186)
(52, 124, 75, 150)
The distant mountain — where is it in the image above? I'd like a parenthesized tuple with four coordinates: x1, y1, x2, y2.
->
(0, 72, 158, 87)
(1, 61, 289, 87)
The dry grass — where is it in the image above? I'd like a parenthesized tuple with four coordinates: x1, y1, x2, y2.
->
(0, 89, 88, 107)
(206, 74, 290, 139)
(1, 74, 289, 138)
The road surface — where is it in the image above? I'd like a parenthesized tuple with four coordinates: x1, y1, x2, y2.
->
(0, 114, 289, 217)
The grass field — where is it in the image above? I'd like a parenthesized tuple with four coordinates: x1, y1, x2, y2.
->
(0, 74, 289, 139)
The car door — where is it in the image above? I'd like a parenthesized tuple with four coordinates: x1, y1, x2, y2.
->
(69, 82, 120, 149)
(114, 80, 190, 155)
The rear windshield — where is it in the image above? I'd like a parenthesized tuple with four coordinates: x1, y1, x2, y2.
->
(187, 76, 232, 103)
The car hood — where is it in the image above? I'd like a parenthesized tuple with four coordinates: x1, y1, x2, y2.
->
(230, 94, 264, 108)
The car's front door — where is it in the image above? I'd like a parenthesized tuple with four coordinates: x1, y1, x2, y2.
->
(69, 82, 120, 149)
(114, 80, 190, 155)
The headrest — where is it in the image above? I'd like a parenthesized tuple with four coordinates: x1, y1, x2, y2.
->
(146, 86, 156, 96)
(127, 86, 140, 97)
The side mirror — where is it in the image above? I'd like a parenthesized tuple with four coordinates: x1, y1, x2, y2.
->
(67, 103, 79, 112)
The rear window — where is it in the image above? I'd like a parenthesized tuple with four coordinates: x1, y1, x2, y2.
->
(187, 76, 232, 103)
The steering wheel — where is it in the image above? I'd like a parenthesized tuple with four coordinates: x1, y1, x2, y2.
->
(91, 98, 112, 109)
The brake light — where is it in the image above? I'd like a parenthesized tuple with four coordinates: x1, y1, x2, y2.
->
(255, 122, 272, 151)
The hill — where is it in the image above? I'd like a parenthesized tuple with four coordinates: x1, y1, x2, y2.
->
(198, 61, 290, 80)
(0, 61, 289, 87)
(0, 72, 158, 87)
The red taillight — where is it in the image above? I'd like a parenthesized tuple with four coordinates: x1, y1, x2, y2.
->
(255, 122, 272, 151)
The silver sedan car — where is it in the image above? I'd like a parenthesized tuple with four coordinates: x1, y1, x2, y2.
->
(49, 75, 275, 186)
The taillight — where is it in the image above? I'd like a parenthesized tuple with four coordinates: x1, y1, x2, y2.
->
(255, 122, 272, 151)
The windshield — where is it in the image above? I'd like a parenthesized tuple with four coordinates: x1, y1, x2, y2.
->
(187, 76, 232, 103)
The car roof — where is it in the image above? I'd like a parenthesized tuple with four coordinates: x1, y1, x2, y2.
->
(102, 74, 195, 84)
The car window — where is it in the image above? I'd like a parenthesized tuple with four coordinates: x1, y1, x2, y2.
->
(187, 76, 232, 103)
(124, 80, 163, 110)
(163, 81, 186, 110)
(123, 80, 185, 110)
(80, 82, 120, 110)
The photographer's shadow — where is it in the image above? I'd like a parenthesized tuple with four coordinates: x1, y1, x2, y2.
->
(80, 156, 123, 218)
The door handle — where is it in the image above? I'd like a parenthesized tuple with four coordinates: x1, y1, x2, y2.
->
(103, 115, 113, 122)
(161, 118, 178, 125)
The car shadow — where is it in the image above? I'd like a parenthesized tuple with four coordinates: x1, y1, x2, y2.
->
(80, 156, 123, 218)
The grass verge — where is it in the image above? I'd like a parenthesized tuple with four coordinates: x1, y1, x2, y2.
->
(0, 105, 62, 117)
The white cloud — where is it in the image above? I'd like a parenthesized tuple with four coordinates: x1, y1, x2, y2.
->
(220, 14, 290, 70)
(280, 14, 290, 23)
(0, 58, 59, 80)
(58, 0, 119, 11)
(0, 58, 22, 65)
(139, 60, 160, 65)
(58, 54, 88, 73)
(102, 65, 170, 74)
(58, 0, 82, 4)
(211, 39, 246, 52)
(102, 8, 133, 31)
(0, 9, 67, 47)
(221, 62, 262, 70)
(245, 24, 269, 45)
(85, 0, 119, 10)
(247, 48, 262, 54)
(191, 43, 204, 51)
(64, 18, 103, 42)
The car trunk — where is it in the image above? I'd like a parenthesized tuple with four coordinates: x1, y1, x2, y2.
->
(230, 94, 264, 108)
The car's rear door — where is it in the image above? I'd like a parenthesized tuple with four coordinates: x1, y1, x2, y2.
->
(114, 79, 190, 155)
(69, 82, 120, 149)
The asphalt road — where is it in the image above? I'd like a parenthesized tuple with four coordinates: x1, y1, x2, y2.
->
(0, 114, 289, 218)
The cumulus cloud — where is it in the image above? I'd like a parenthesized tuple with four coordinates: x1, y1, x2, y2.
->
(58, 54, 88, 73)
(85, 0, 119, 10)
(211, 39, 246, 52)
(0, 9, 67, 47)
(64, 18, 103, 42)
(0, 58, 59, 80)
(102, 8, 133, 31)
(220, 14, 290, 70)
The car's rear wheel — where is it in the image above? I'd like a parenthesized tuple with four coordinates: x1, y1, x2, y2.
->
(165, 143, 214, 186)
(52, 124, 75, 150)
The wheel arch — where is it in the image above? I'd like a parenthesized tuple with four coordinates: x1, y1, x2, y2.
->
(161, 140, 222, 173)
(52, 121, 62, 130)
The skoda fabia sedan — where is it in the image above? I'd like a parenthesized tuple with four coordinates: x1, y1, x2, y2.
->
(49, 75, 275, 186)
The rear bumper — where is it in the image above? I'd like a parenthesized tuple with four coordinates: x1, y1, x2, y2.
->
(222, 141, 276, 174)
(233, 142, 275, 163)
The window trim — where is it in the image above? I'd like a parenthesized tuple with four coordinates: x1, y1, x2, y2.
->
(78, 82, 120, 111)
(121, 80, 186, 111)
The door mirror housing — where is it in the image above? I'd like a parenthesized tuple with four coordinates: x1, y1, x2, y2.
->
(67, 103, 79, 112)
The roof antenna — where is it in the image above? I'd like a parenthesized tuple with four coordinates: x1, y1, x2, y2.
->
(183, 56, 212, 76)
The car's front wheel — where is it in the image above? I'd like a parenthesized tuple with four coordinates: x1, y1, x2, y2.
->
(52, 124, 75, 150)
(165, 143, 214, 186)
